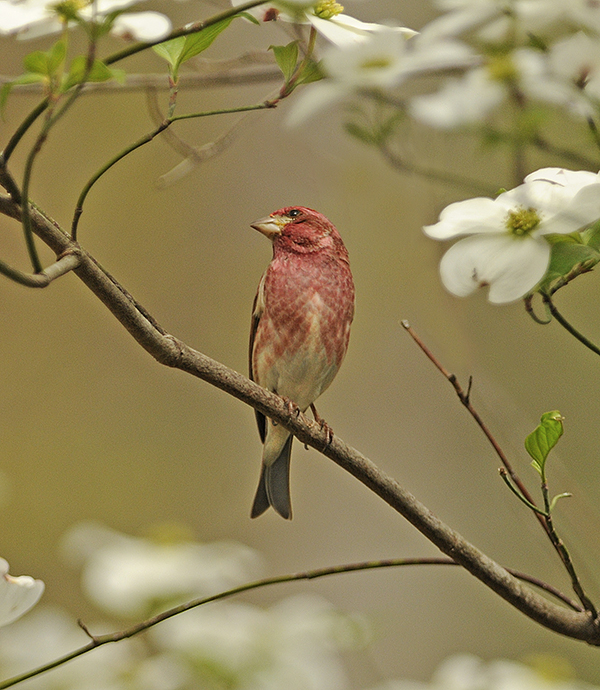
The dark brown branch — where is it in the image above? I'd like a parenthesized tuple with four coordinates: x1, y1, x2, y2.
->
(0, 192, 599, 644)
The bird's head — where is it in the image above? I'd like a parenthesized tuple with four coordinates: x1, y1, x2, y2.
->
(251, 207, 340, 253)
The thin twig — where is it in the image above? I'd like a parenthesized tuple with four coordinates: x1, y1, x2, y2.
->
(542, 294, 600, 357)
(0, 251, 81, 287)
(379, 143, 495, 196)
(524, 294, 552, 324)
(540, 477, 597, 616)
(20, 36, 97, 272)
(71, 101, 276, 238)
(500, 468, 548, 517)
(0, 557, 582, 689)
(400, 320, 544, 517)
(531, 135, 600, 170)
(401, 319, 597, 613)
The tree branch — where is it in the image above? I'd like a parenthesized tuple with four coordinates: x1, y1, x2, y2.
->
(0, 192, 599, 644)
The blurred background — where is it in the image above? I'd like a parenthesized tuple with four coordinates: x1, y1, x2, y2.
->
(2, 0, 600, 686)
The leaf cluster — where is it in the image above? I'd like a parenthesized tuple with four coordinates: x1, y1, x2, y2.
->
(1, 39, 124, 113)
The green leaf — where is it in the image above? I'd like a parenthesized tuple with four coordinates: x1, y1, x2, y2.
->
(23, 50, 49, 76)
(525, 411, 564, 478)
(153, 15, 237, 80)
(344, 121, 376, 145)
(64, 57, 123, 89)
(23, 40, 67, 79)
(178, 16, 236, 63)
(295, 58, 323, 86)
(1, 73, 47, 116)
(537, 242, 600, 292)
(47, 40, 67, 73)
(239, 11, 260, 24)
(86, 9, 126, 38)
(153, 36, 186, 70)
(581, 219, 600, 251)
(269, 41, 299, 82)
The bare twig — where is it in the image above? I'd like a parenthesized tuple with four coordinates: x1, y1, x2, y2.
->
(542, 294, 600, 357)
(378, 143, 495, 196)
(0, 557, 582, 689)
(71, 100, 276, 238)
(401, 319, 596, 614)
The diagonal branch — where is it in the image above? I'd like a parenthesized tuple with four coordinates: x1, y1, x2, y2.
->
(0, 191, 599, 644)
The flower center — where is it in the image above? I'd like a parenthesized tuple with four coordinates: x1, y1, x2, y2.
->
(360, 57, 393, 70)
(487, 54, 517, 82)
(313, 0, 344, 19)
(50, 0, 88, 22)
(506, 207, 540, 237)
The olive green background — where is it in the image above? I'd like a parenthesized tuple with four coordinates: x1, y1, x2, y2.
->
(2, 1, 600, 685)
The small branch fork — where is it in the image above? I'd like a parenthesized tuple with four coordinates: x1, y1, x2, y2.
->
(524, 261, 600, 358)
(401, 319, 596, 616)
(0, 558, 583, 689)
(0, 250, 80, 287)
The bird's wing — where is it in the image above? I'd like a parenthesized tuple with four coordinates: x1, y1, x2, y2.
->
(249, 270, 267, 443)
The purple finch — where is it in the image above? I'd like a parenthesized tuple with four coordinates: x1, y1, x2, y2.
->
(249, 206, 355, 519)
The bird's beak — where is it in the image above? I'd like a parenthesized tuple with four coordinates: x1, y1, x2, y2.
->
(251, 215, 285, 239)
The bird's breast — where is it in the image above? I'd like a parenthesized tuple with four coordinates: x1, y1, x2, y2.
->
(252, 252, 354, 409)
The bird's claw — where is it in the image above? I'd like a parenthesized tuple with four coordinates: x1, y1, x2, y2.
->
(310, 403, 334, 445)
(280, 396, 300, 417)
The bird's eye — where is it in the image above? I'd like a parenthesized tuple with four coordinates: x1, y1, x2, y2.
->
(287, 209, 301, 218)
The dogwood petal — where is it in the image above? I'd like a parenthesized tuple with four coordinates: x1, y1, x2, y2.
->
(410, 68, 503, 128)
(424, 197, 507, 239)
(439, 233, 550, 303)
(541, 182, 600, 234)
(0, 559, 44, 627)
(287, 81, 347, 125)
(309, 14, 417, 46)
(111, 11, 171, 41)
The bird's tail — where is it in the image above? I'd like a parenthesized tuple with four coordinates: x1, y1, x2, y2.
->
(250, 435, 293, 519)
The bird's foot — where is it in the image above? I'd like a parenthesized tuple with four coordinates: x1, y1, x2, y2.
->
(281, 396, 301, 418)
(310, 403, 334, 445)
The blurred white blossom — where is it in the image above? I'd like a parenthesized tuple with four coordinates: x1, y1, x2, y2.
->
(0, 558, 44, 628)
(0, 606, 140, 690)
(424, 168, 600, 303)
(426, 0, 600, 41)
(367, 654, 598, 690)
(58, 524, 366, 690)
(0, 0, 172, 40)
(62, 522, 263, 618)
(289, 30, 474, 124)
(410, 47, 577, 128)
(151, 594, 367, 690)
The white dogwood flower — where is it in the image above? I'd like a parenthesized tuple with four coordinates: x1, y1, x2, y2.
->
(424, 168, 600, 303)
(232, 0, 416, 46)
(0, 558, 44, 627)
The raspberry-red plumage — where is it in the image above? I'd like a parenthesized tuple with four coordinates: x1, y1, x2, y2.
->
(249, 207, 354, 519)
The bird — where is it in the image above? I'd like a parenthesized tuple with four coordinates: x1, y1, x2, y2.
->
(249, 206, 355, 519)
